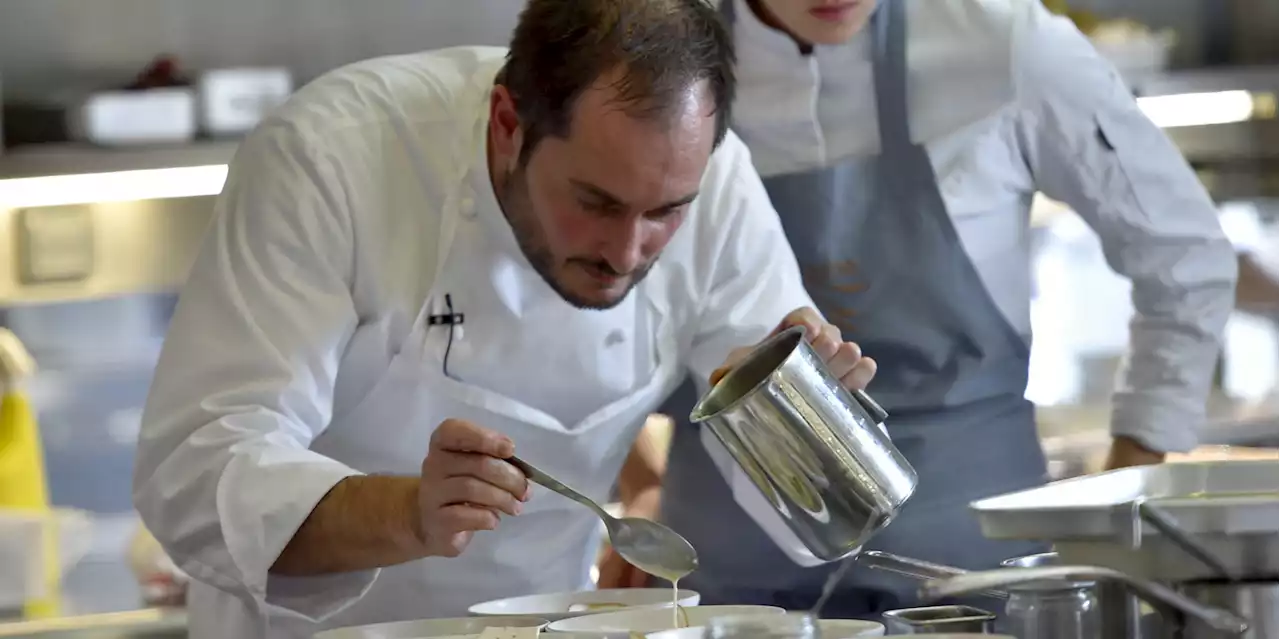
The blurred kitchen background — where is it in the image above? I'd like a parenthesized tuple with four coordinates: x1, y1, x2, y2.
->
(0, 0, 1275, 632)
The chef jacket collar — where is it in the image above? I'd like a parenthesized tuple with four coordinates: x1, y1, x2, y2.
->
(468, 104, 529, 262)
(732, 0, 874, 65)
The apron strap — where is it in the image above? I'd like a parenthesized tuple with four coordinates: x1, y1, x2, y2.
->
(717, 0, 735, 23)
(872, 0, 912, 159)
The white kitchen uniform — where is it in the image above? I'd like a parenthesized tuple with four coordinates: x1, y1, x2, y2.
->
(132, 46, 813, 639)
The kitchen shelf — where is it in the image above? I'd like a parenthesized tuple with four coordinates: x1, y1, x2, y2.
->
(0, 140, 240, 180)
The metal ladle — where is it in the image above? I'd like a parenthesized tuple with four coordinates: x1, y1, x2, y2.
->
(508, 456, 698, 582)
(857, 550, 1009, 599)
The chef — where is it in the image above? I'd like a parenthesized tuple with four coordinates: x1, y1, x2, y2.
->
(599, 0, 1240, 616)
(130, 1, 878, 637)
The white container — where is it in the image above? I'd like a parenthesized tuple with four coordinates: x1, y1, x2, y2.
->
(316, 615, 549, 639)
(0, 508, 94, 610)
(647, 617, 886, 638)
(470, 588, 701, 621)
(197, 67, 293, 136)
(546, 605, 784, 638)
(69, 87, 197, 146)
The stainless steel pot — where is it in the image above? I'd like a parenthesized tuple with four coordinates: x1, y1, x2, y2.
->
(860, 550, 1105, 638)
(690, 325, 917, 561)
(1000, 553, 1102, 639)
(882, 605, 997, 634)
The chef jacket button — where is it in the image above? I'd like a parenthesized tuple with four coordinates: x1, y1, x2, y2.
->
(605, 330, 625, 347)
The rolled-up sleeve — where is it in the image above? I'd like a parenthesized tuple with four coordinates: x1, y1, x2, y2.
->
(132, 123, 377, 622)
(1012, 4, 1238, 452)
(685, 134, 816, 385)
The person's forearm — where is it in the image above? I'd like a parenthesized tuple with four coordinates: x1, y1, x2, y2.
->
(1236, 253, 1279, 317)
(1106, 435, 1166, 470)
(271, 475, 426, 576)
(619, 419, 667, 508)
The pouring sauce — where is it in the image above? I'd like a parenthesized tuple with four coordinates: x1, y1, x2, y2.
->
(620, 547, 693, 629)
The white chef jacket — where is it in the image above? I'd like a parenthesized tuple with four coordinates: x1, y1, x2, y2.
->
(132, 46, 813, 636)
(729, 0, 1238, 453)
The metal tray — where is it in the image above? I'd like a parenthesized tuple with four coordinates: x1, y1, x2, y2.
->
(970, 461, 1279, 581)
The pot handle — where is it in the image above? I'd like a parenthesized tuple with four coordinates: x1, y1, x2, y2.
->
(852, 389, 889, 424)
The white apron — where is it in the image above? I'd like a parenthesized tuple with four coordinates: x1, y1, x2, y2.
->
(189, 67, 685, 638)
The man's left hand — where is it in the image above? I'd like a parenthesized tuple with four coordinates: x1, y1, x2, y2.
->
(1104, 436, 1166, 470)
(711, 307, 877, 390)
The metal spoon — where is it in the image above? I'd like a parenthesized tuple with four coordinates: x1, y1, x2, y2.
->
(507, 456, 698, 582)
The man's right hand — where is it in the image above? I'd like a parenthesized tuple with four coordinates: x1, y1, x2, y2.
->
(416, 418, 531, 557)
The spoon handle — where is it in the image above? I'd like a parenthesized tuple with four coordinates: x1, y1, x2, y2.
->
(508, 456, 610, 520)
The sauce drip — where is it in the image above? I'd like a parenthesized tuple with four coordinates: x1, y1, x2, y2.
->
(672, 579, 680, 629)
(810, 555, 855, 617)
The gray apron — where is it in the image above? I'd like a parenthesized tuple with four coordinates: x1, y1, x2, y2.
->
(655, 0, 1049, 618)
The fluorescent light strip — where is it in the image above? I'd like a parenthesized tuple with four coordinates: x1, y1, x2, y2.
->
(1136, 90, 1256, 128)
(0, 164, 228, 209)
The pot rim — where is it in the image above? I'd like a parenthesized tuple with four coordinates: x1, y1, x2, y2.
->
(689, 325, 809, 424)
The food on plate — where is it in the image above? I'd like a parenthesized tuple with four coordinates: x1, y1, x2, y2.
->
(476, 628, 541, 639)
(627, 604, 690, 638)
(569, 602, 627, 612)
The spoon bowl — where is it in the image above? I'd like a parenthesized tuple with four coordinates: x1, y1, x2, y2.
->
(508, 456, 698, 582)
(606, 515, 698, 582)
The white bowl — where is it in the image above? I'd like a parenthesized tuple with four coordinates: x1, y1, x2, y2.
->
(469, 589, 701, 621)
(545, 605, 784, 637)
(647, 618, 885, 639)
(315, 615, 549, 639)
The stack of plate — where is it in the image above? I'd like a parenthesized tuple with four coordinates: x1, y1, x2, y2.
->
(469, 589, 700, 622)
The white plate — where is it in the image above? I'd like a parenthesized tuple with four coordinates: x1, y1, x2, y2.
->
(647, 618, 885, 638)
(469, 589, 701, 621)
(545, 605, 784, 637)
(315, 615, 550, 639)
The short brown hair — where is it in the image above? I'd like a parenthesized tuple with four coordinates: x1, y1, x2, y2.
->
(501, 0, 736, 164)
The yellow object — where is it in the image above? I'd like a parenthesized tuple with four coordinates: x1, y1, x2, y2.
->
(0, 391, 49, 511)
(1042, 0, 1103, 35)
(0, 328, 61, 618)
